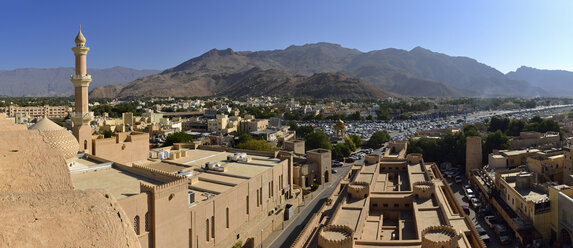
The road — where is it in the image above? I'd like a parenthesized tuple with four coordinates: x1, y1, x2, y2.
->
(268, 164, 351, 248)
(446, 175, 513, 247)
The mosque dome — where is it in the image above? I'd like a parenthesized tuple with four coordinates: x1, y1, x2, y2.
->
(29, 118, 80, 164)
(75, 26, 86, 44)
(336, 119, 345, 125)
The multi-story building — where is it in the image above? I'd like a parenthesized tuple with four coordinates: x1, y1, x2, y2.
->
(494, 170, 551, 242)
(1, 105, 70, 119)
(72, 148, 295, 248)
(292, 142, 485, 248)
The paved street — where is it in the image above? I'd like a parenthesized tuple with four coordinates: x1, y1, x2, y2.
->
(446, 175, 514, 247)
(267, 164, 351, 248)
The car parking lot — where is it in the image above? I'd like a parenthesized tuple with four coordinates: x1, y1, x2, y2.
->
(446, 175, 515, 247)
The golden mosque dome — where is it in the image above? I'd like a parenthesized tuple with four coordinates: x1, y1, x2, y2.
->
(29, 118, 80, 164)
(336, 119, 345, 125)
(75, 25, 86, 44)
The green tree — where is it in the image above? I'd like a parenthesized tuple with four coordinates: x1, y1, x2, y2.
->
(507, 119, 526, 136)
(488, 116, 510, 133)
(344, 138, 357, 152)
(163, 132, 194, 147)
(102, 129, 115, 138)
(304, 131, 332, 150)
(463, 125, 480, 137)
(332, 143, 352, 161)
(237, 139, 273, 151)
(407, 137, 440, 163)
(484, 130, 510, 154)
(235, 131, 253, 144)
(296, 125, 314, 138)
(367, 130, 390, 148)
(348, 134, 363, 148)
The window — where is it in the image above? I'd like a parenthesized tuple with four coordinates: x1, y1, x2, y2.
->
(145, 212, 150, 232)
(211, 216, 215, 239)
(383, 204, 388, 208)
(259, 187, 263, 204)
(394, 203, 399, 208)
(246, 196, 249, 214)
(256, 190, 260, 207)
(226, 207, 230, 228)
(134, 215, 140, 235)
(206, 219, 209, 241)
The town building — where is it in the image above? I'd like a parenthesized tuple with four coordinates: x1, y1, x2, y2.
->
(292, 141, 485, 248)
(72, 147, 297, 248)
(0, 105, 70, 119)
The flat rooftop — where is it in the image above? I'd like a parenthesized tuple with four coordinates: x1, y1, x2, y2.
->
(322, 157, 475, 247)
(71, 168, 162, 199)
(502, 149, 540, 156)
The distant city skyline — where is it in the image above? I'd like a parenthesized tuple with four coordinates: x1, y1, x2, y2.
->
(1, 0, 572, 73)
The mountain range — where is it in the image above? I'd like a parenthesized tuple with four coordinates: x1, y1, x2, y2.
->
(3, 43, 573, 98)
(0, 67, 159, 97)
(90, 43, 551, 98)
(506, 66, 573, 97)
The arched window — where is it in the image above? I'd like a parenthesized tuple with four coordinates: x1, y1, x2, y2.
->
(84, 140, 87, 150)
(134, 215, 140, 235)
(145, 212, 150, 232)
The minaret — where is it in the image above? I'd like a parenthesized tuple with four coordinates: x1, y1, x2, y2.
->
(71, 25, 93, 153)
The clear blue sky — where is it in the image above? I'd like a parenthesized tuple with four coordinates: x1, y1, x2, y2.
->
(1, 0, 572, 73)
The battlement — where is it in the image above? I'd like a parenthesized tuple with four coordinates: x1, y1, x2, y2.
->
(318, 224, 354, 248)
(413, 181, 435, 200)
(348, 181, 370, 200)
(421, 225, 460, 248)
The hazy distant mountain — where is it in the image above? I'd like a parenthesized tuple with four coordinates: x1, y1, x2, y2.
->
(91, 43, 548, 98)
(0, 67, 160, 97)
(506, 66, 573, 96)
(90, 68, 390, 99)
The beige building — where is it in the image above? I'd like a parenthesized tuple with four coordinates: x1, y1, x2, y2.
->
(72, 147, 295, 248)
(292, 142, 485, 248)
(495, 170, 551, 243)
(526, 154, 564, 184)
(239, 118, 268, 133)
(1, 105, 70, 119)
(207, 114, 240, 134)
(293, 148, 332, 188)
(466, 136, 482, 177)
(91, 131, 150, 164)
(510, 131, 560, 150)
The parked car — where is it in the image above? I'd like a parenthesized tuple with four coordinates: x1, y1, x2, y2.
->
(494, 224, 511, 245)
(477, 207, 490, 217)
(484, 215, 497, 229)
(465, 188, 474, 198)
(470, 198, 482, 208)
(462, 205, 470, 215)
(455, 175, 463, 183)
(476, 226, 490, 244)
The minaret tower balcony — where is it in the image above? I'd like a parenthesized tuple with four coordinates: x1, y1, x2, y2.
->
(70, 112, 94, 125)
(70, 74, 92, 87)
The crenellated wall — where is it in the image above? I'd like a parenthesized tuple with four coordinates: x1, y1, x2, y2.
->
(413, 181, 435, 200)
(421, 225, 460, 248)
(318, 225, 354, 248)
(348, 181, 370, 200)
